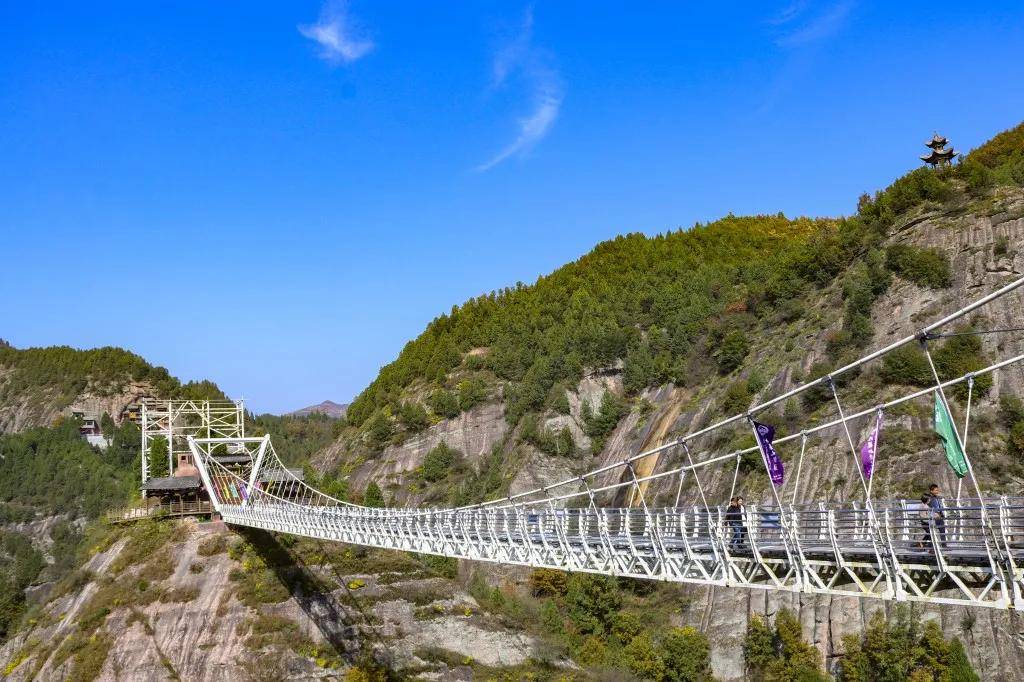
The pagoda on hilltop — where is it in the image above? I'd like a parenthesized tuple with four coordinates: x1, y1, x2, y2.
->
(921, 132, 958, 167)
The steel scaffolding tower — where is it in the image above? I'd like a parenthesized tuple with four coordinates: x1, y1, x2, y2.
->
(140, 399, 245, 483)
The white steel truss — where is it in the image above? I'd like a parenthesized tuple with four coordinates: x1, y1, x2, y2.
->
(141, 399, 245, 482)
(185, 275, 1024, 611)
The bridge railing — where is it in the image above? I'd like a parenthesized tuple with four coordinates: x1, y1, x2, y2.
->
(106, 500, 214, 524)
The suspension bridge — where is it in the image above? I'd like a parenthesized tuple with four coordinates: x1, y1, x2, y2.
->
(167, 276, 1024, 611)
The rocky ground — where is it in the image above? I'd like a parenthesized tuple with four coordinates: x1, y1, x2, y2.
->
(0, 519, 554, 681)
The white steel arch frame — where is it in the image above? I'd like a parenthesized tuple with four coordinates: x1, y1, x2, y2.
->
(188, 275, 1024, 610)
(141, 399, 245, 483)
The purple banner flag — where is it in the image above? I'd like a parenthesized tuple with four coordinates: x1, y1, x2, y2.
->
(752, 420, 784, 487)
(860, 411, 883, 481)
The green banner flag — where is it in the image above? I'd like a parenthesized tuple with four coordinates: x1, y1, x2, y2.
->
(933, 392, 968, 478)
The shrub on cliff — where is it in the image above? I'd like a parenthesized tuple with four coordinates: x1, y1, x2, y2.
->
(744, 608, 826, 681)
(837, 606, 978, 681)
(420, 441, 461, 483)
(886, 244, 953, 289)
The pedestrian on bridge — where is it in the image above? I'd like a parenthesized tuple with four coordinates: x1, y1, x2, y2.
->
(912, 495, 933, 550)
(928, 483, 947, 547)
(726, 496, 747, 550)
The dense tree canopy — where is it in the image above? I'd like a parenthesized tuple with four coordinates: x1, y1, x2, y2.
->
(342, 122, 1024, 439)
(0, 421, 135, 518)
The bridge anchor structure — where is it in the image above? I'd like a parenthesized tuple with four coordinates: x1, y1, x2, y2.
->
(185, 275, 1024, 611)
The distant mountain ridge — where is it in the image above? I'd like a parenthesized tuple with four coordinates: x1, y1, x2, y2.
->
(288, 400, 348, 418)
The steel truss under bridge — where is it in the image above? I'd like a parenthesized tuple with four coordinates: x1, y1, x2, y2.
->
(188, 275, 1024, 610)
(141, 399, 245, 483)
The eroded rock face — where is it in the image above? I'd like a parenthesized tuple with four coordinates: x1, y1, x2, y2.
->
(0, 520, 547, 681)
(0, 377, 154, 434)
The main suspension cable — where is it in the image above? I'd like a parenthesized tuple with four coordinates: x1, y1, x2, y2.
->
(925, 326, 1024, 339)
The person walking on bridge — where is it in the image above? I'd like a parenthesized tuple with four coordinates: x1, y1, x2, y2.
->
(928, 483, 947, 547)
(726, 496, 747, 550)
(912, 495, 933, 550)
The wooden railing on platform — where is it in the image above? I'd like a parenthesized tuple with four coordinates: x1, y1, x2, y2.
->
(105, 500, 214, 524)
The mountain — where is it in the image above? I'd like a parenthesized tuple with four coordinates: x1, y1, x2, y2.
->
(309, 121, 1024, 679)
(0, 344, 228, 434)
(1, 121, 1023, 680)
(288, 400, 348, 419)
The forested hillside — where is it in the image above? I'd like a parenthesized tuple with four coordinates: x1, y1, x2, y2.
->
(0, 344, 228, 409)
(301, 121, 1024, 679)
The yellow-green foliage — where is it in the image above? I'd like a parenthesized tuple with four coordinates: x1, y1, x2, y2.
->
(68, 633, 113, 682)
(244, 612, 341, 669)
(967, 122, 1024, 171)
(196, 534, 228, 556)
(837, 606, 979, 682)
(159, 586, 200, 603)
(226, 530, 341, 607)
(2, 637, 41, 675)
(744, 608, 826, 681)
(138, 549, 176, 583)
(109, 519, 183, 575)
(53, 632, 113, 681)
(0, 344, 226, 407)
(347, 213, 830, 427)
(529, 568, 569, 597)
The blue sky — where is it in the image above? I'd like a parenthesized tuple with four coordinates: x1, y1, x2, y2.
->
(2, 2, 1023, 414)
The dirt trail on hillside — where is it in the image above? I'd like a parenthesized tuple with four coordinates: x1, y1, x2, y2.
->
(627, 389, 685, 507)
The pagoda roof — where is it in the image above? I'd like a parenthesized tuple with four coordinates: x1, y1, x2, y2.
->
(921, 148, 957, 163)
(926, 133, 948, 148)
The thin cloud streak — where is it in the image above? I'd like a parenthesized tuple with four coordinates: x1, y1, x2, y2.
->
(757, 1, 855, 114)
(299, 1, 374, 65)
(476, 8, 563, 172)
(767, 1, 809, 26)
(774, 1, 854, 47)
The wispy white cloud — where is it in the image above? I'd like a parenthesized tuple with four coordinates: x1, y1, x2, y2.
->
(299, 1, 374, 65)
(476, 8, 563, 172)
(767, 1, 809, 26)
(757, 1, 854, 113)
(773, 1, 854, 48)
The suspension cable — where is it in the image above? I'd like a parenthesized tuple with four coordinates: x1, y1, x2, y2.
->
(790, 433, 808, 506)
(925, 326, 1024, 339)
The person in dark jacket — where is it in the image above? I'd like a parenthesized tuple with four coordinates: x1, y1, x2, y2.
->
(928, 483, 947, 547)
(726, 496, 747, 550)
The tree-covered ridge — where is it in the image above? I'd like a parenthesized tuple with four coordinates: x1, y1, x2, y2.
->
(0, 343, 228, 410)
(345, 120, 1024, 438)
(0, 420, 135, 519)
(248, 412, 342, 466)
(965, 121, 1024, 180)
(348, 214, 831, 425)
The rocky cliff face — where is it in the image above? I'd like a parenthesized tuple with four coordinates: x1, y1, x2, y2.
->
(0, 374, 153, 434)
(0, 519, 549, 681)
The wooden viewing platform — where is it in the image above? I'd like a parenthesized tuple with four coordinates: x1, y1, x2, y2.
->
(105, 500, 214, 524)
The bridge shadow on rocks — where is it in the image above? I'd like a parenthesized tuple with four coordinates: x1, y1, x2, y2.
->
(233, 527, 394, 669)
